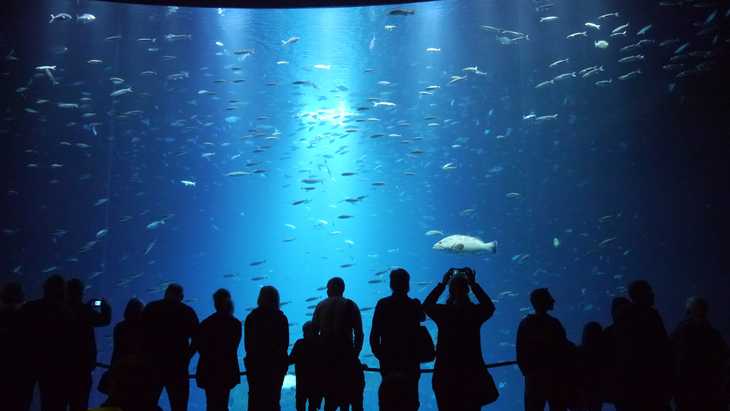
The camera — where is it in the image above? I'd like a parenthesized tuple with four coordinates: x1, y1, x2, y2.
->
(450, 267, 469, 277)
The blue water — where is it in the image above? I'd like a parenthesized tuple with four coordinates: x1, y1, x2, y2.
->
(2, 0, 729, 410)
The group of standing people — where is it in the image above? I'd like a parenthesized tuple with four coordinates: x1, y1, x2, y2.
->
(515, 281, 729, 411)
(0, 267, 499, 411)
(1, 270, 728, 411)
(0, 276, 111, 411)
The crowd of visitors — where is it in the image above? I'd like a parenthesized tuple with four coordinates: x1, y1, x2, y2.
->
(0, 268, 728, 411)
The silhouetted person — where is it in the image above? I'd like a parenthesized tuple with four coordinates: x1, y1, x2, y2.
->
(671, 296, 729, 411)
(370, 268, 425, 411)
(19, 275, 72, 411)
(424, 268, 496, 411)
(516, 288, 570, 411)
(615, 280, 672, 411)
(312, 277, 364, 411)
(573, 322, 604, 411)
(142, 283, 199, 411)
(101, 298, 148, 410)
(1, 281, 32, 411)
(66, 278, 111, 411)
(289, 321, 324, 411)
(111, 298, 145, 366)
(601, 297, 631, 408)
(194, 289, 242, 411)
(244, 286, 289, 411)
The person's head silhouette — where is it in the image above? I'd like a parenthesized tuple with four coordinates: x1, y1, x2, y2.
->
(164, 283, 184, 302)
(628, 280, 655, 308)
(685, 296, 708, 321)
(610, 296, 631, 323)
(530, 288, 555, 314)
(43, 275, 66, 302)
(257, 286, 280, 310)
(447, 272, 470, 304)
(67, 278, 84, 303)
(124, 298, 144, 322)
(1, 281, 24, 306)
(389, 268, 410, 295)
(327, 277, 345, 297)
(214, 288, 233, 315)
(302, 321, 318, 339)
(582, 321, 603, 346)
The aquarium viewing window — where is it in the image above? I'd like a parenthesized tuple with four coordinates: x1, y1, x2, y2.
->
(3, 0, 729, 410)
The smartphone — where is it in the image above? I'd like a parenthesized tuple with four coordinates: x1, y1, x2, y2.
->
(91, 299, 103, 308)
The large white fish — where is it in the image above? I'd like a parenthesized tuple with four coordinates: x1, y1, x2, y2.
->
(433, 235, 497, 254)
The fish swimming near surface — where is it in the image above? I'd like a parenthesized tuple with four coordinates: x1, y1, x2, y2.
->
(389, 9, 415, 16)
(433, 235, 498, 254)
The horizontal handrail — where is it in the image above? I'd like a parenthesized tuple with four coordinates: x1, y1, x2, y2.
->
(96, 360, 517, 378)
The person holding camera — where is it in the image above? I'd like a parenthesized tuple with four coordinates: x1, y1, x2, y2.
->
(423, 267, 498, 411)
(66, 278, 112, 411)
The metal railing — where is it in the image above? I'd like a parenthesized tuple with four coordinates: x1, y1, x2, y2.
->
(96, 360, 518, 378)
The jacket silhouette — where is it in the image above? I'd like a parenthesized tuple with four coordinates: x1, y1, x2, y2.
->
(671, 297, 729, 411)
(111, 298, 145, 366)
(66, 278, 112, 411)
(194, 289, 242, 411)
(142, 284, 199, 411)
(19, 275, 73, 411)
(615, 281, 672, 411)
(370, 268, 424, 411)
(312, 277, 364, 411)
(101, 298, 149, 411)
(516, 288, 570, 411)
(600, 296, 632, 406)
(244, 286, 289, 411)
(424, 268, 495, 411)
(573, 322, 604, 411)
(1, 281, 33, 411)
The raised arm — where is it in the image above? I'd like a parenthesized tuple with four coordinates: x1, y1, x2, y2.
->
(423, 282, 446, 310)
(423, 269, 452, 321)
(466, 268, 495, 323)
(88, 299, 112, 327)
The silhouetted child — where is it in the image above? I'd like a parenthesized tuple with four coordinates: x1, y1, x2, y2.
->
(574, 321, 604, 411)
(290, 321, 324, 411)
